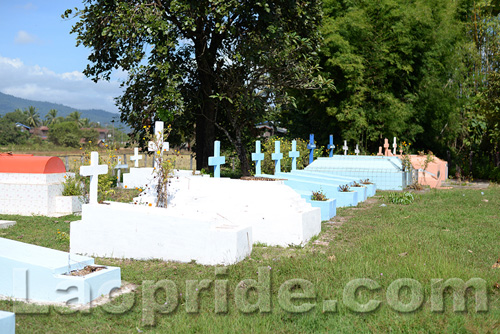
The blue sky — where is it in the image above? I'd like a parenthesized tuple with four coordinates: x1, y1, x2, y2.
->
(0, 1, 122, 113)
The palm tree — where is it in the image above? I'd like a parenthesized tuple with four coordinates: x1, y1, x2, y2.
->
(45, 109, 58, 125)
(81, 118, 91, 128)
(24, 106, 40, 128)
(67, 111, 84, 128)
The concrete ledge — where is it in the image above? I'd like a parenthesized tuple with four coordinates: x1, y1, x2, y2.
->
(0, 220, 16, 229)
(71, 203, 253, 265)
(0, 311, 15, 334)
(0, 238, 121, 304)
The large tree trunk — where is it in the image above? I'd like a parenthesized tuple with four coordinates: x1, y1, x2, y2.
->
(194, 34, 216, 171)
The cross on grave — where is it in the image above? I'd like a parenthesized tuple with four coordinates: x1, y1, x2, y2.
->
(392, 137, 397, 156)
(355, 144, 360, 156)
(271, 141, 284, 175)
(148, 121, 169, 167)
(208, 141, 226, 178)
(130, 147, 143, 168)
(80, 151, 108, 204)
(114, 156, 129, 187)
(377, 147, 383, 156)
(343, 140, 348, 155)
(328, 135, 335, 157)
(289, 140, 300, 171)
(307, 134, 316, 164)
(383, 138, 390, 156)
(251, 140, 265, 175)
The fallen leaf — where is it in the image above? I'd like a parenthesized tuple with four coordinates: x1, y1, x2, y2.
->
(468, 250, 473, 253)
(328, 255, 336, 262)
(494, 283, 500, 289)
(492, 263, 500, 269)
(482, 199, 489, 202)
(443, 229, 450, 232)
(64, 220, 71, 223)
(399, 252, 408, 257)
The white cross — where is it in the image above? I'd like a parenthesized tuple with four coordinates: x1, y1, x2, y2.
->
(343, 140, 348, 155)
(148, 121, 169, 167)
(393, 137, 397, 155)
(130, 147, 143, 168)
(114, 156, 129, 187)
(355, 144, 360, 156)
(80, 151, 108, 204)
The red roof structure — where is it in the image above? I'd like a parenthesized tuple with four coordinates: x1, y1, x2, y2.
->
(0, 154, 66, 174)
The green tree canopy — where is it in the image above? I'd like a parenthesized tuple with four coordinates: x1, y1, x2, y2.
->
(48, 121, 83, 147)
(283, 0, 468, 156)
(65, 0, 326, 174)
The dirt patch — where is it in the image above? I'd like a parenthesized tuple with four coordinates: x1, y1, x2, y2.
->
(65, 265, 106, 276)
(240, 176, 285, 181)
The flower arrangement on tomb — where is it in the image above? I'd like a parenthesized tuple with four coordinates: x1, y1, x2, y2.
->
(311, 189, 328, 201)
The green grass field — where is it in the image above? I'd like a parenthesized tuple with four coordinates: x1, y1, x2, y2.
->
(1, 186, 499, 333)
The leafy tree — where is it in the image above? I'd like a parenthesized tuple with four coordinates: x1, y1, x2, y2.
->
(48, 121, 82, 147)
(283, 0, 468, 156)
(0, 111, 30, 145)
(45, 109, 59, 125)
(64, 0, 326, 174)
(81, 128, 99, 143)
(24, 106, 41, 128)
(67, 111, 84, 128)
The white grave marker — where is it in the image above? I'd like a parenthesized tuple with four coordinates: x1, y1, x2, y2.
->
(393, 137, 397, 155)
(355, 144, 360, 156)
(80, 152, 108, 204)
(343, 140, 348, 155)
(130, 147, 143, 168)
(148, 121, 169, 167)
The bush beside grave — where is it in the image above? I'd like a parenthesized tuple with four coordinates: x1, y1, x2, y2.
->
(260, 137, 310, 174)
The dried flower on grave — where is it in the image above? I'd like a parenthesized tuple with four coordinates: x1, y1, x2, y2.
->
(311, 189, 328, 201)
(338, 184, 351, 192)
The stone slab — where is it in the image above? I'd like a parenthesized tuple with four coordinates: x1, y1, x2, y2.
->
(0, 238, 121, 304)
(0, 220, 16, 229)
(0, 311, 15, 334)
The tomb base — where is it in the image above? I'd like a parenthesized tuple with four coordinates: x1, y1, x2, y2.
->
(71, 203, 252, 265)
(0, 311, 15, 334)
(0, 238, 121, 304)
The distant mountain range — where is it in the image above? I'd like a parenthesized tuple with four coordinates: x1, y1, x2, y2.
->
(0, 91, 128, 129)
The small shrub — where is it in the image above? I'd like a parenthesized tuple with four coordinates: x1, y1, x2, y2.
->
(385, 191, 415, 205)
(361, 179, 373, 185)
(62, 174, 83, 196)
(352, 181, 361, 187)
(311, 189, 328, 201)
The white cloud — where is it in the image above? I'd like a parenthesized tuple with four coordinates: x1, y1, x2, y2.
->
(0, 55, 122, 113)
(15, 30, 38, 45)
(22, 2, 37, 11)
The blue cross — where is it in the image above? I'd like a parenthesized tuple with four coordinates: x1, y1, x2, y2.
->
(289, 140, 300, 171)
(271, 141, 283, 175)
(328, 135, 335, 157)
(251, 140, 265, 175)
(208, 141, 226, 178)
(307, 134, 316, 164)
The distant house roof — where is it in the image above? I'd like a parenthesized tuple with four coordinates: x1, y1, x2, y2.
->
(15, 122, 30, 130)
(255, 121, 287, 135)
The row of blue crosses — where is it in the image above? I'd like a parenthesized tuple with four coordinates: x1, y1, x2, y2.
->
(208, 134, 358, 178)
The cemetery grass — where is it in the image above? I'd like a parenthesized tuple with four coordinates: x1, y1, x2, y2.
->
(1, 186, 499, 333)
